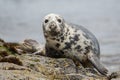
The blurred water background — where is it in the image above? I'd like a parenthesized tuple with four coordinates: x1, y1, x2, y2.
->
(0, 0, 120, 72)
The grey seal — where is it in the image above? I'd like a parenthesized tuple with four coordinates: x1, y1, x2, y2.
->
(42, 13, 108, 75)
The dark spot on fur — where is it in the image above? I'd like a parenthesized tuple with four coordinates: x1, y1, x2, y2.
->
(90, 42, 92, 45)
(77, 34, 80, 36)
(84, 41, 87, 45)
(61, 36, 64, 40)
(64, 42, 72, 49)
(65, 28, 69, 34)
(66, 32, 67, 35)
(58, 33, 62, 37)
(60, 50, 64, 55)
(74, 35, 79, 41)
(84, 46, 91, 54)
(56, 39, 60, 41)
(45, 47, 63, 58)
(69, 35, 78, 45)
(60, 37, 64, 42)
(75, 45, 81, 49)
(69, 34, 79, 42)
(67, 28, 69, 32)
(69, 36, 72, 40)
(74, 29, 77, 32)
(52, 38, 56, 40)
(70, 40, 76, 45)
(55, 43, 60, 48)
(61, 40, 64, 43)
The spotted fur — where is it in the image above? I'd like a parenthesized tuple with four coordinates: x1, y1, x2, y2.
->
(42, 13, 108, 75)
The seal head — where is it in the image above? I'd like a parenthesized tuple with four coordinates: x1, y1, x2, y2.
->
(43, 14, 65, 37)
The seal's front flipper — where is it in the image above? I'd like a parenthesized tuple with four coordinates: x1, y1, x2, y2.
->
(87, 52, 108, 75)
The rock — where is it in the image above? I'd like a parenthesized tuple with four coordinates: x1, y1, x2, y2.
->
(109, 71, 120, 80)
(0, 55, 23, 66)
(0, 38, 118, 80)
(17, 54, 108, 80)
(14, 39, 45, 55)
(0, 63, 48, 80)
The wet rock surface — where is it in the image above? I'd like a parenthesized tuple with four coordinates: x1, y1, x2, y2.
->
(0, 38, 119, 80)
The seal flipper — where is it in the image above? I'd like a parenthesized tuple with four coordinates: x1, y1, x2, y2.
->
(87, 52, 108, 75)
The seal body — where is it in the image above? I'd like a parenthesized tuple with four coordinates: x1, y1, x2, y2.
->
(42, 13, 108, 75)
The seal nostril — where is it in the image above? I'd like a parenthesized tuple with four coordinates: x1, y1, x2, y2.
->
(49, 22, 58, 30)
(50, 26, 56, 30)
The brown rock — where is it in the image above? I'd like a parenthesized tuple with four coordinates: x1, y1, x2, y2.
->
(0, 39, 113, 80)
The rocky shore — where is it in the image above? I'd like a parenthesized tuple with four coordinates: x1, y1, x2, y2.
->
(0, 38, 119, 80)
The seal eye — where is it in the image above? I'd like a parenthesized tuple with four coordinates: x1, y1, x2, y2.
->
(57, 19, 61, 23)
(45, 19, 49, 23)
